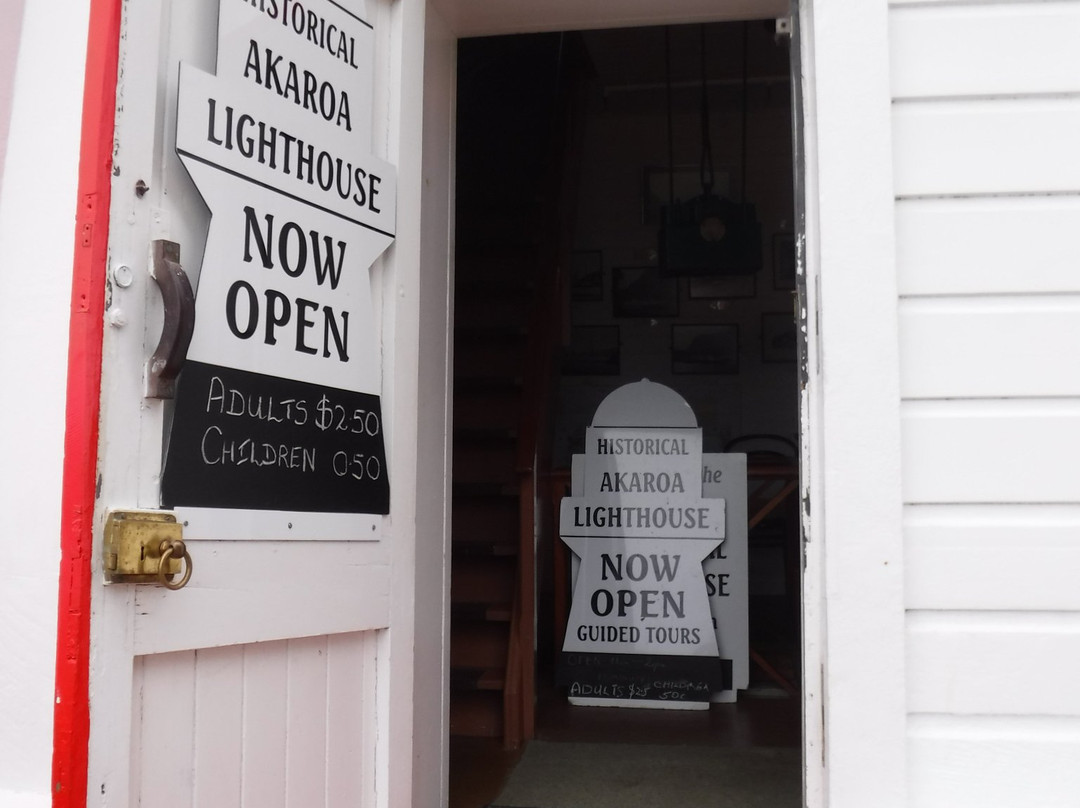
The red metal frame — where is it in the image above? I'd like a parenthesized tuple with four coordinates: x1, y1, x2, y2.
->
(51, 0, 121, 804)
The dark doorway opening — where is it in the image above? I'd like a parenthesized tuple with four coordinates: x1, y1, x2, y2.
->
(450, 21, 802, 808)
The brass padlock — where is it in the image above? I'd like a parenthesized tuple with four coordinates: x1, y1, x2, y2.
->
(104, 509, 192, 589)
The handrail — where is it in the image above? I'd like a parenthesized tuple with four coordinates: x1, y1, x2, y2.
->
(503, 573, 524, 749)
(514, 33, 588, 477)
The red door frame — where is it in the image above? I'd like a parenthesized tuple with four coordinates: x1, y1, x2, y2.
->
(51, 1, 121, 805)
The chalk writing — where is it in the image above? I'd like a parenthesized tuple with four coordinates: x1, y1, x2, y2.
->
(162, 361, 389, 514)
(558, 652, 731, 702)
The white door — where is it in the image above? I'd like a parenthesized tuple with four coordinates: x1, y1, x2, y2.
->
(87, 0, 447, 805)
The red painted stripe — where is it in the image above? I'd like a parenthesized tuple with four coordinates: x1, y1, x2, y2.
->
(52, 1, 121, 805)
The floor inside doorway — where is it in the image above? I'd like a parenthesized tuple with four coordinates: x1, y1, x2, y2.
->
(450, 673, 801, 808)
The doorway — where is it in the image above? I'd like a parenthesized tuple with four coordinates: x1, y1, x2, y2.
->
(449, 20, 802, 807)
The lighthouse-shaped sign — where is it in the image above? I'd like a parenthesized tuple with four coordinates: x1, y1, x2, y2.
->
(558, 380, 731, 708)
(160, 0, 396, 539)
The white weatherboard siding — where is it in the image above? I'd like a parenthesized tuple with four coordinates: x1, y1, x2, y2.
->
(896, 196, 1080, 297)
(891, 2, 1080, 806)
(908, 715, 1080, 808)
(905, 505, 1080, 612)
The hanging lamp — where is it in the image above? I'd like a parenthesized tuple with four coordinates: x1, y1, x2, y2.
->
(659, 23, 763, 277)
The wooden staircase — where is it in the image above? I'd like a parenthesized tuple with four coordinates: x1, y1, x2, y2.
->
(449, 33, 590, 748)
(449, 256, 534, 740)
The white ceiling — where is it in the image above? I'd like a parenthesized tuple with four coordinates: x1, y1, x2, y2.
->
(439, 0, 790, 39)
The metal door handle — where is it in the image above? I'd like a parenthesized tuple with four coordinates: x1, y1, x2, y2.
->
(157, 539, 193, 590)
(146, 240, 195, 399)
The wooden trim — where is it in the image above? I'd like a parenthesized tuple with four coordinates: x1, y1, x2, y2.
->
(51, 1, 121, 805)
(517, 478, 536, 743)
(503, 564, 524, 750)
(800, 0, 907, 804)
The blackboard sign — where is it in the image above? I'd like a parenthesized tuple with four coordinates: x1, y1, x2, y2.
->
(557, 652, 732, 702)
(162, 361, 388, 514)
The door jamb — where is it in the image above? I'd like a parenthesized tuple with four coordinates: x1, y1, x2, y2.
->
(52, 1, 121, 805)
(795, 1, 908, 806)
(430, 2, 830, 806)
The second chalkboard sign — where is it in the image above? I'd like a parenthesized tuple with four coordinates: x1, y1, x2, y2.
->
(557, 652, 732, 702)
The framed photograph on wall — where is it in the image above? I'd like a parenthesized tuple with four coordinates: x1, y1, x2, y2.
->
(612, 266, 679, 318)
(562, 325, 621, 376)
(672, 324, 739, 375)
(762, 312, 797, 363)
(688, 273, 757, 300)
(570, 250, 604, 301)
(772, 233, 796, 290)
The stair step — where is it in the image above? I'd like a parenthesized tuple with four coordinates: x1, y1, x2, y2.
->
(454, 431, 518, 449)
(456, 298, 532, 329)
(453, 392, 521, 432)
(455, 218, 544, 252)
(449, 690, 502, 738)
(454, 376, 523, 394)
(451, 602, 513, 623)
(456, 252, 536, 271)
(455, 344, 529, 379)
(451, 666, 507, 691)
(453, 482, 518, 499)
(452, 497, 518, 540)
(453, 444, 517, 487)
(450, 621, 510, 669)
(455, 325, 527, 344)
(453, 436, 517, 455)
(451, 556, 517, 605)
(451, 538, 518, 558)
(453, 427, 516, 445)
(456, 277, 535, 298)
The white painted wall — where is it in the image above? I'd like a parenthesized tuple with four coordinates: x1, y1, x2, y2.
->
(0, 2, 89, 806)
(0, 0, 26, 189)
(891, 1, 1080, 805)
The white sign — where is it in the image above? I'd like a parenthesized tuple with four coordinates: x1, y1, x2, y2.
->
(176, 0, 394, 390)
(560, 534, 723, 657)
(583, 426, 704, 492)
(702, 453, 749, 702)
(560, 426, 724, 658)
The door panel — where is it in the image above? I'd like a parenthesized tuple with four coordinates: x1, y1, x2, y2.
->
(89, 0, 420, 804)
(131, 543, 389, 654)
(130, 633, 380, 808)
(130, 651, 197, 808)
